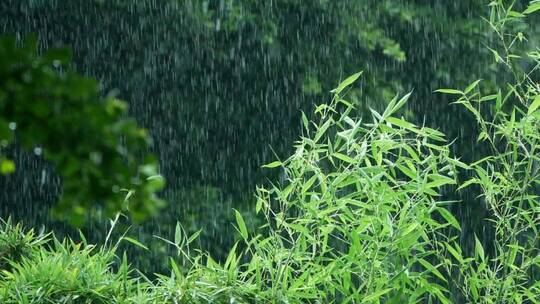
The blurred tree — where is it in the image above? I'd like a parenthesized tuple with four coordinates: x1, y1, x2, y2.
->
(0, 36, 165, 225)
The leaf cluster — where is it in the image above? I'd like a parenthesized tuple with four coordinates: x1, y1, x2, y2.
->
(0, 36, 165, 225)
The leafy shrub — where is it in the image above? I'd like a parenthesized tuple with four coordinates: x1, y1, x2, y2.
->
(162, 3, 540, 303)
(0, 234, 141, 303)
(236, 75, 459, 302)
(0, 36, 165, 225)
(434, 2, 540, 302)
(0, 218, 48, 272)
(151, 256, 260, 303)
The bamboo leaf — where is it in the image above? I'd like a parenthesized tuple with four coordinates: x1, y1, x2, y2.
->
(435, 89, 464, 95)
(122, 237, 148, 251)
(437, 207, 461, 230)
(392, 91, 412, 114)
(418, 258, 447, 283)
(262, 161, 282, 168)
(464, 79, 482, 94)
(187, 229, 202, 244)
(333, 152, 356, 164)
(301, 111, 309, 130)
(234, 209, 248, 240)
(387, 116, 416, 131)
(446, 243, 463, 264)
(524, 2, 540, 14)
(426, 175, 456, 188)
(474, 235, 485, 261)
(528, 95, 540, 115)
(362, 288, 392, 302)
(174, 222, 182, 245)
(330, 71, 363, 94)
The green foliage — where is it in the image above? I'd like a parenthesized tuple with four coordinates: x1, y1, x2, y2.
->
(0, 1, 539, 303)
(1, 0, 539, 274)
(435, 2, 540, 302)
(0, 64, 538, 302)
(0, 218, 48, 272)
(0, 237, 140, 303)
(151, 256, 260, 303)
(243, 79, 460, 302)
(0, 36, 165, 225)
(2, 62, 534, 302)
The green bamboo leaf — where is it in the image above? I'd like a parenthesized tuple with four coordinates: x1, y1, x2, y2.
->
(487, 46, 503, 63)
(435, 88, 464, 95)
(524, 2, 540, 14)
(474, 235, 485, 261)
(418, 258, 447, 283)
(447, 157, 471, 170)
(314, 119, 332, 142)
(234, 209, 248, 240)
(301, 111, 309, 130)
(187, 229, 202, 244)
(362, 288, 392, 302)
(383, 92, 412, 117)
(508, 10, 525, 18)
(401, 222, 420, 237)
(122, 237, 148, 251)
(471, 280, 479, 301)
(507, 244, 521, 266)
(464, 79, 482, 94)
(528, 95, 540, 115)
(169, 258, 182, 278)
(391, 91, 412, 114)
(339, 98, 354, 108)
(479, 94, 498, 102)
(426, 174, 456, 188)
(386, 116, 416, 131)
(262, 161, 282, 168)
(457, 178, 479, 191)
(402, 144, 420, 162)
(224, 242, 238, 270)
(174, 222, 182, 245)
(445, 243, 463, 264)
(333, 152, 356, 164)
(330, 71, 363, 95)
(437, 207, 461, 230)
(301, 174, 318, 194)
(123, 189, 135, 202)
(396, 163, 416, 180)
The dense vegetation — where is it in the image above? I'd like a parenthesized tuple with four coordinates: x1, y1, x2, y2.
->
(2, 0, 539, 270)
(0, 36, 165, 225)
(0, 2, 539, 302)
